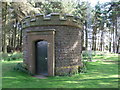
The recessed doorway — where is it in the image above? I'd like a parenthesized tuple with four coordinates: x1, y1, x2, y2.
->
(35, 40, 48, 76)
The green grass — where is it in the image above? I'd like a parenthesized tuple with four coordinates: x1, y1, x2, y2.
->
(92, 52, 119, 61)
(2, 53, 119, 88)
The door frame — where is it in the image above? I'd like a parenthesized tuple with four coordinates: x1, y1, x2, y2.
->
(26, 29, 55, 76)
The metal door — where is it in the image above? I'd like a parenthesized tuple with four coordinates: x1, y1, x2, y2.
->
(36, 41, 48, 75)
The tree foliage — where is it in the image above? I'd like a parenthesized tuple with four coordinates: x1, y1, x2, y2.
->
(1, 0, 120, 53)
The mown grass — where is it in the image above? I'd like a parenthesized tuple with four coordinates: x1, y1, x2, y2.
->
(2, 52, 119, 88)
(93, 52, 118, 61)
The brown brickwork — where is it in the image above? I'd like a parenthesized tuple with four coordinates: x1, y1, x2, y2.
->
(21, 13, 83, 76)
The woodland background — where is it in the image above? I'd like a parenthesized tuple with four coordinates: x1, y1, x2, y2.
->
(1, 0, 120, 53)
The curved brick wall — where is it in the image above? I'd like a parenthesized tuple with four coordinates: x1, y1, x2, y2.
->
(21, 13, 83, 76)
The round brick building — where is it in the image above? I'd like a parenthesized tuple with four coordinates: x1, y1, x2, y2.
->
(21, 13, 83, 76)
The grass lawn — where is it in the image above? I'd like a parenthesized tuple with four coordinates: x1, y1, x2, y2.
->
(2, 53, 119, 88)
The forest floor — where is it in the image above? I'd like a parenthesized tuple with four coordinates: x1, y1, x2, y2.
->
(2, 52, 119, 88)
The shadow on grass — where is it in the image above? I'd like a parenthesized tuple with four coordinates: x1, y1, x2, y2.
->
(2, 59, 119, 88)
(2, 76, 119, 88)
(104, 57, 119, 61)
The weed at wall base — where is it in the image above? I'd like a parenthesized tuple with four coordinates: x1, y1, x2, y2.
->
(14, 63, 34, 76)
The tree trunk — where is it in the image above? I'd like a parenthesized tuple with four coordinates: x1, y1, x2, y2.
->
(92, 26, 97, 51)
(85, 24, 88, 50)
(116, 37, 120, 53)
(81, 26, 84, 51)
(11, 33, 13, 47)
(20, 29, 22, 51)
(2, 28, 7, 53)
(94, 34, 96, 51)
(100, 31, 104, 51)
(115, 17, 118, 53)
(109, 42, 111, 52)
(112, 23, 115, 53)
(13, 23, 17, 51)
(0, 2, 2, 53)
(92, 34, 94, 51)
(2, 2, 7, 53)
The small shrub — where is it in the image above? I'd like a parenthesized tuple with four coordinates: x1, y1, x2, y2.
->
(92, 51, 96, 56)
(81, 50, 92, 73)
(10, 52, 23, 60)
(1, 52, 23, 61)
(78, 61, 87, 73)
(1, 53, 9, 61)
(82, 50, 92, 61)
(14, 63, 34, 76)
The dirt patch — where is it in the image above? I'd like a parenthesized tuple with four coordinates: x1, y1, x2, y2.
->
(33, 75, 47, 79)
